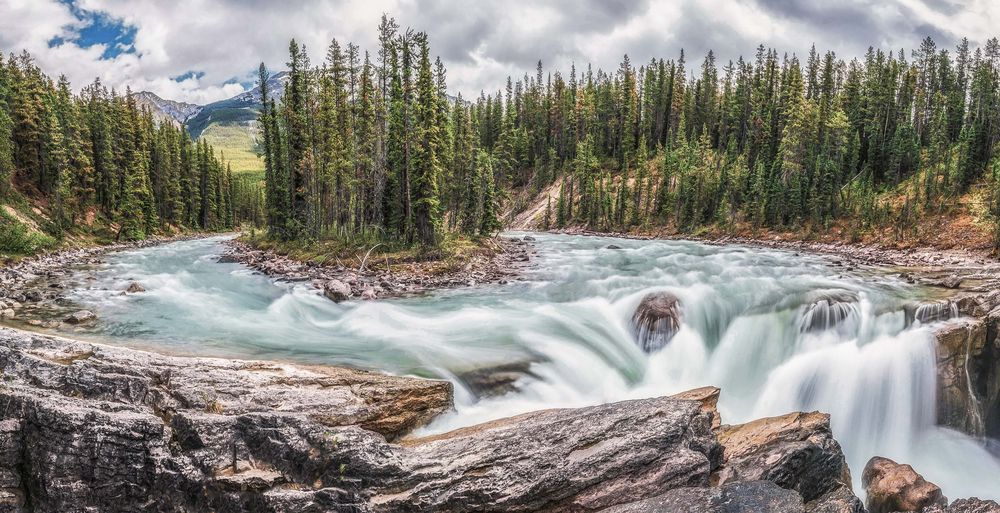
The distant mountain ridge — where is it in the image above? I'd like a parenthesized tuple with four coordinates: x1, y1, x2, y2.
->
(130, 72, 289, 175)
(130, 71, 289, 138)
(132, 91, 202, 127)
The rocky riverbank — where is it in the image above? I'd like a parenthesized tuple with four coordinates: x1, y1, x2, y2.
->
(0, 327, 995, 512)
(220, 235, 533, 300)
(0, 235, 210, 328)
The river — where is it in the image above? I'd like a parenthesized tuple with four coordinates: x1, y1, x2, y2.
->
(53, 232, 1000, 500)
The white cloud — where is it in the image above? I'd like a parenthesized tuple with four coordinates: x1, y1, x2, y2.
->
(1, 0, 998, 105)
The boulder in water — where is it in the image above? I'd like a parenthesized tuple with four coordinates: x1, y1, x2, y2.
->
(124, 281, 145, 293)
(799, 292, 859, 333)
(862, 456, 946, 513)
(936, 275, 964, 289)
(606, 244, 623, 250)
(522, 235, 536, 241)
(64, 310, 96, 324)
(631, 292, 682, 352)
(912, 300, 958, 324)
(456, 361, 536, 398)
(322, 279, 351, 302)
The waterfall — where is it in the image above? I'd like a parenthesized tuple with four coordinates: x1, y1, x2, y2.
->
(63, 232, 1000, 500)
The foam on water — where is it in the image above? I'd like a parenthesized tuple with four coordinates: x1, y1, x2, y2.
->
(64, 232, 1000, 499)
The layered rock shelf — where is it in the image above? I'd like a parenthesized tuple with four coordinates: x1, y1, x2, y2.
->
(0, 328, 993, 512)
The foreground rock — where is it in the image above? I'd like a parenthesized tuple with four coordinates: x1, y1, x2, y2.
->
(0, 326, 879, 513)
(716, 411, 855, 504)
(383, 396, 721, 512)
(862, 456, 947, 513)
(599, 481, 804, 513)
(925, 499, 1000, 513)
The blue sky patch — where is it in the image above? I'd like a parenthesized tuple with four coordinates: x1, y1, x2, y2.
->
(173, 71, 206, 82)
(51, 0, 136, 59)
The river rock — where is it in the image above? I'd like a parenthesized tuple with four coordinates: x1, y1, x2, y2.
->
(361, 287, 377, 300)
(631, 292, 683, 352)
(456, 361, 535, 398)
(716, 411, 852, 503)
(0, 309, 12, 319)
(124, 281, 145, 293)
(64, 309, 96, 324)
(861, 456, 946, 513)
(322, 279, 352, 302)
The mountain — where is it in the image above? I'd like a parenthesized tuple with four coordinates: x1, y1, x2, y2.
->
(185, 71, 289, 140)
(132, 91, 202, 127)
(131, 72, 288, 175)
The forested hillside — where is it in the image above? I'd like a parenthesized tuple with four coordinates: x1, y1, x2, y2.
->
(0, 52, 259, 255)
(258, 23, 1000, 251)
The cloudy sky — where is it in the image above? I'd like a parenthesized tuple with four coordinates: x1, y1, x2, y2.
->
(1, 0, 998, 105)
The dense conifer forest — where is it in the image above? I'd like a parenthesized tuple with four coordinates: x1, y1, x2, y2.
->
(5, 16, 1000, 253)
(0, 52, 254, 253)
(260, 18, 1000, 250)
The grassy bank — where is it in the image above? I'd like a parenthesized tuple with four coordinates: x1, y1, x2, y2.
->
(239, 230, 506, 276)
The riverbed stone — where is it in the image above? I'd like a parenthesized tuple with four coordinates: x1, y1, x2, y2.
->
(862, 456, 946, 513)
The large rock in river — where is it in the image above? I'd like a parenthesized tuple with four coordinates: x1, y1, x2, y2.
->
(861, 456, 947, 513)
(631, 292, 682, 352)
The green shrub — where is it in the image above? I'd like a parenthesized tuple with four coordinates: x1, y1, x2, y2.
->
(0, 210, 57, 255)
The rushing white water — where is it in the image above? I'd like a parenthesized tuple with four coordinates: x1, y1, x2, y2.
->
(62, 232, 1000, 500)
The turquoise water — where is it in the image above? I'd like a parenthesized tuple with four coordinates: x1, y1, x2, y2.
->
(63, 232, 1000, 500)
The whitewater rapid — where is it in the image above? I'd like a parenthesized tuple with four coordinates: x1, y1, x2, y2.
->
(62, 232, 1000, 500)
